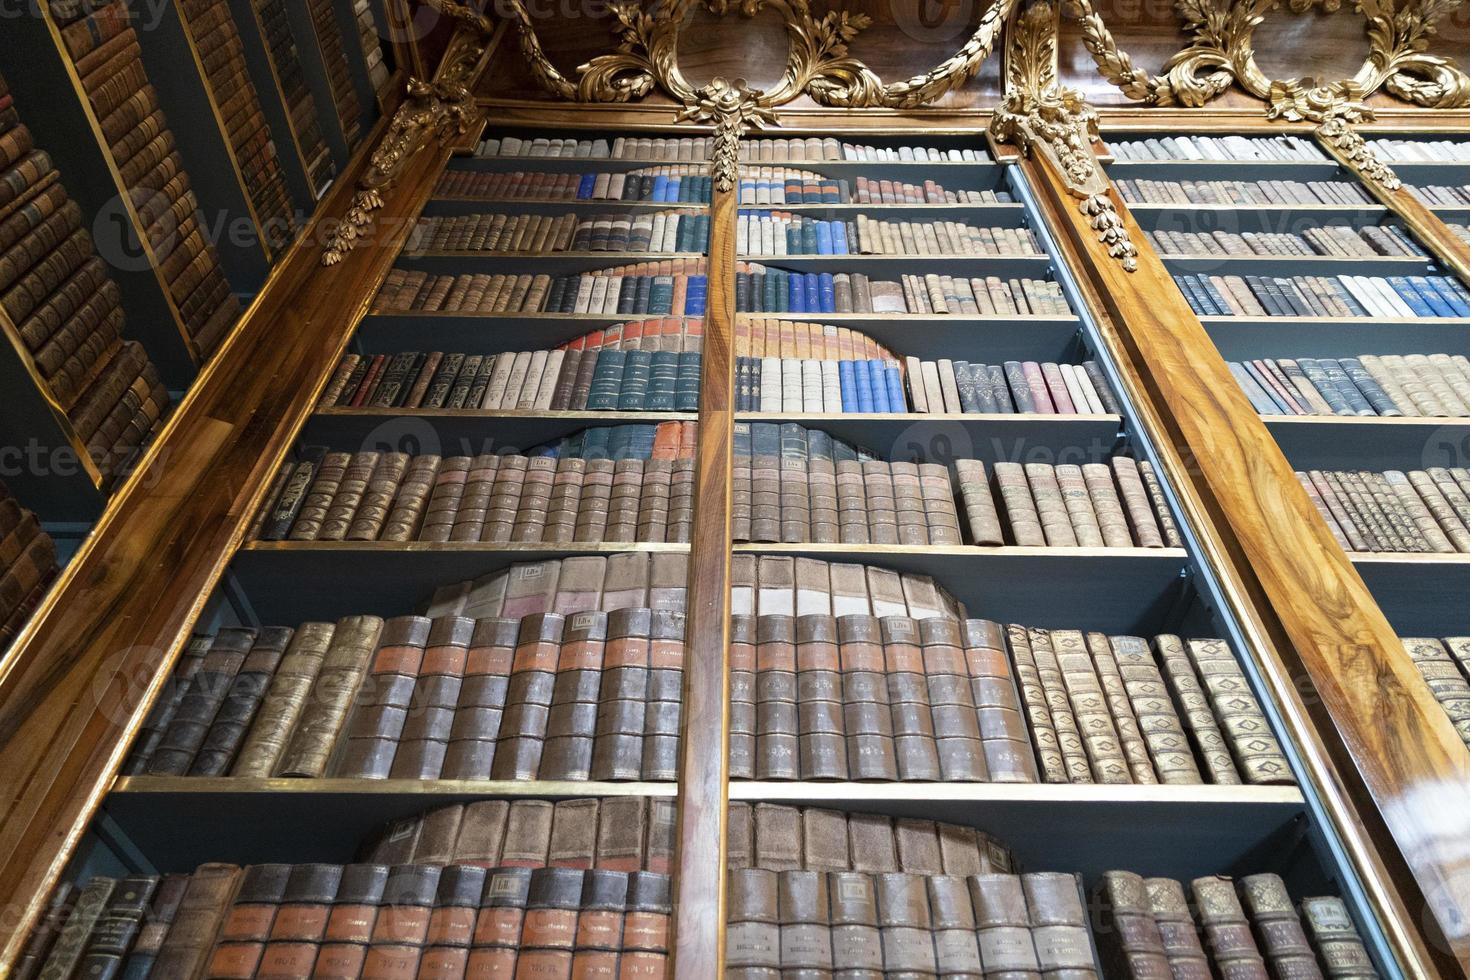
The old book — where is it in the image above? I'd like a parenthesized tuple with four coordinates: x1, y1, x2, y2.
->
(1085, 632, 1157, 783)
(1025, 872, 1099, 979)
(145, 628, 257, 775)
(1184, 639, 1294, 784)
(1299, 897, 1380, 979)
(276, 616, 385, 777)
(1110, 636, 1202, 783)
(1153, 635, 1240, 784)
(970, 874, 1043, 979)
(1051, 629, 1130, 783)
(962, 619, 1039, 782)
(190, 627, 294, 775)
(1025, 628, 1093, 782)
(1193, 876, 1270, 980)
(209, 864, 290, 978)
(255, 863, 342, 977)
(1144, 878, 1212, 980)
(1098, 871, 1173, 979)
(1004, 623, 1067, 782)
(1238, 874, 1324, 980)
(956, 459, 1005, 545)
(876, 873, 938, 976)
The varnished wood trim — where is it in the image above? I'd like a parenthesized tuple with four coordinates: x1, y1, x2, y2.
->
(671, 184, 734, 980)
(1020, 152, 1467, 976)
(0, 96, 453, 970)
(0, 307, 104, 491)
(113, 776, 677, 797)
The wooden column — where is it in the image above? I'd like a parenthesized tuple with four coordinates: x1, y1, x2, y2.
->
(1018, 151, 1470, 977)
(671, 156, 736, 980)
(0, 102, 462, 969)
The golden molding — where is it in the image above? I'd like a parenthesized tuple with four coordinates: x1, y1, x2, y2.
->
(322, 27, 485, 264)
(992, 1, 1139, 271)
(1069, 0, 1469, 189)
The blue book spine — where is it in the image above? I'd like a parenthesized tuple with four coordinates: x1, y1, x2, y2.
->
(676, 352, 701, 411)
(789, 273, 806, 313)
(645, 351, 679, 411)
(651, 175, 670, 202)
(785, 226, 800, 255)
(775, 274, 789, 312)
(832, 221, 849, 255)
(838, 360, 858, 412)
(818, 273, 836, 314)
(1388, 276, 1438, 316)
(685, 276, 708, 315)
(868, 359, 890, 412)
(800, 273, 817, 312)
(1425, 276, 1470, 316)
(884, 365, 906, 412)
(581, 426, 612, 459)
(853, 360, 875, 412)
(578, 174, 597, 199)
(815, 222, 834, 255)
(586, 351, 627, 410)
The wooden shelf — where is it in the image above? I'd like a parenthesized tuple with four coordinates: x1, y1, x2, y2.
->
(1265, 414, 1470, 471)
(304, 409, 699, 453)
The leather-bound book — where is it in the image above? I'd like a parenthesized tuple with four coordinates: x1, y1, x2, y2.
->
(641, 610, 685, 780)
(191, 627, 294, 776)
(13, 883, 74, 980)
(970, 874, 1042, 980)
(439, 618, 515, 779)
(753, 803, 803, 873)
(549, 798, 602, 869)
(1025, 872, 1098, 979)
(795, 614, 846, 780)
(36, 877, 114, 980)
(1098, 871, 1173, 979)
(919, 618, 987, 782)
(124, 635, 210, 774)
(590, 608, 651, 780)
(958, 620, 1038, 782)
(1084, 633, 1156, 783)
(728, 868, 781, 975)
(1185, 639, 1294, 784)
(412, 806, 466, 866)
(756, 615, 800, 780)
(928, 874, 984, 977)
(146, 628, 257, 775)
(362, 865, 440, 977)
(209, 864, 291, 978)
(572, 870, 628, 977)
(883, 616, 943, 781)
(1024, 629, 1092, 782)
(993, 462, 1044, 546)
(415, 865, 486, 979)
(288, 451, 350, 540)
(256, 863, 342, 978)
(1108, 636, 1202, 783)
(73, 875, 158, 980)
(258, 449, 327, 541)
(1238, 874, 1323, 980)
(876, 873, 938, 976)
(1299, 897, 1379, 978)
(276, 616, 385, 778)
(467, 867, 531, 975)
(622, 871, 673, 975)
(731, 615, 758, 779)
(828, 871, 884, 977)
(1191, 876, 1270, 980)
(518, 868, 584, 976)
(333, 615, 431, 779)
(1153, 635, 1241, 784)
(594, 796, 647, 871)
(1050, 629, 1130, 783)
(778, 870, 832, 975)
(839, 615, 899, 781)
(391, 617, 472, 779)
(535, 611, 606, 780)
(229, 622, 335, 777)
(488, 611, 563, 779)
(146, 864, 242, 978)
(1110, 458, 1165, 548)
(1003, 624, 1066, 782)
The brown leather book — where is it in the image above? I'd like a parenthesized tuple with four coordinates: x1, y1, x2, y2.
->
(1084, 632, 1157, 783)
(515, 867, 583, 976)
(360, 865, 438, 977)
(591, 607, 651, 780)
(332, 615, 431, 779)
(209, 863, 290, 978)
(1299, 897, 1380, 979)
(190, 626, 294, 776)
(255, 863, 341, 977)
(467, 866, 530, 975)
(416, 864, 486, 978)
(547, 797, 601, 869)
(1004, 624, 1067, 782)
(877, 873, 938, 975)
(918, 617, 988, 782)
(594, 796, 647, 871)
(829, 871, 885, 975)
(840, 614, 899, 781)
(1051, 629, 1130, 783)
(1153, 635, 1241, 785)
(727, 868, 781, 972)
(1192, 876, 1270, 980)
(391, 616, 473, 779)
(621, 871, 672, 974)
(730, 615, 757, 780)
(1024, 628, 1093, 782)
(1098, 871, 1173, 979)
(1238, 874, 1324, 980)
(756, 615, 800, 780)
(229, 622, 336, 777)
(971, 874, 1043, 979)
(1108, 636, 1202, 783)
(276, 616, 385, 777)
(569, 869, 627, 977)
(1024, 872, 1099, 978)
(145, 628, 256, 775)
(1185, 639, 1294, 784)
(490, 613, 564, 780)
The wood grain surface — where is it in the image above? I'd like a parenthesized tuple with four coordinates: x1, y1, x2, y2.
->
(1020, 151, 1470, 977)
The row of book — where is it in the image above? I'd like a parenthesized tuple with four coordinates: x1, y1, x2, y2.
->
(1409, 183, 1470, 206)
(1403, 636, 1470, 750)
(730, 616, 1289, 785)
(307, 0, 363, 149)
(175, 0, 295, 252)
(1115, 178, 1374, 207)
(736, 267, 1072, 316)
(734, 430, 964, 547)
(372, 261, 710, 316)
(1145, 224, 1424, 258)
(1110, 134, 1326, 161)
(406, 210, 710, 255)
(125, 610, 689, 782)
(434, 166, 715, 204)
(251, 0, 335, 192)
(1367, 138, 1470, 162)
(18, 797, 678, 980)
(0, 71, 172, 483)
(474, 134, 993, 163)
(735, 356, 1119, 415)
(1455, 223, 1470, 244)
(736, 212, 1042, 257)
(955, 458, 1182, 549)
(738, 169, 1007, 206)
(1173, 272, 1470, 318)
(1232, 353, 1470, 418)
(48, 0, 242, 358)
(256, 424, 699, 544)
(0, 479, 57, 649)
(1299, 467, 1470, 554)
(352, 0, 390, 94)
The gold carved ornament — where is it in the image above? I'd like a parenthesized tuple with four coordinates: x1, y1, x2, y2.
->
(992, 1, 1139, 271)
(322, 22, 485, 264)
(1067, 0, 1470, 191)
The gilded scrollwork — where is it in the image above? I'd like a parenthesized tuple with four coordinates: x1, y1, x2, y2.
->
(322, 29, 484, 265)
(675, 78, 778, 191)
(992, 1, 1139, 271)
